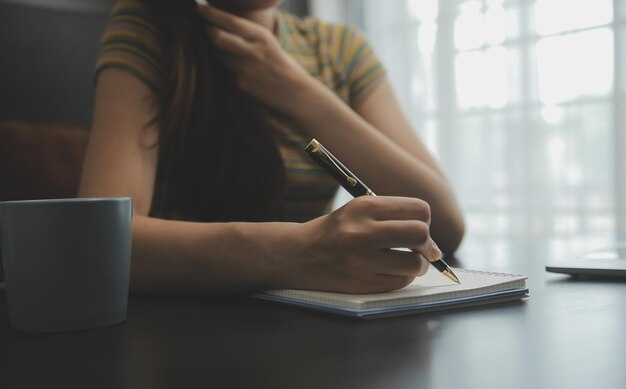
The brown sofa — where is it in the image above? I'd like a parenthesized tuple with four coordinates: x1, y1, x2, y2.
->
(0, 121, 89, 281)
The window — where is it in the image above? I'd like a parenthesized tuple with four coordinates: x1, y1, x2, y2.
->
(314, 0, 626, 264)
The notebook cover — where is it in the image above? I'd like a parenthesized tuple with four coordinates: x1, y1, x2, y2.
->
(255, 288, 527, 319)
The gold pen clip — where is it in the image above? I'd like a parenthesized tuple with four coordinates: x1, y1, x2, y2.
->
(305, 139, 358, 187)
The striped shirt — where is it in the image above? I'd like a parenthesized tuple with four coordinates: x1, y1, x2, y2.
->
(96, 0, 386, 222)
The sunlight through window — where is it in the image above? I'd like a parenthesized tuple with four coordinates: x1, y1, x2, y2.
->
(537, 28, 613, 104)
(455, 47, 508, 109)
(353, 0, 623, 259)
(418, 22, 437, 54)
(454, 1, 484, 50)
(407, 0, 438, 22)
(535, 0, 613, 36)
(541, 105, 564, 124)
(485, 5, 506, 45)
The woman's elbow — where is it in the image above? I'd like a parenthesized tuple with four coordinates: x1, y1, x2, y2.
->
(434, 211, 465, 257)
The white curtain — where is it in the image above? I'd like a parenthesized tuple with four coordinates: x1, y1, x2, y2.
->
(313, 0, 626, 265)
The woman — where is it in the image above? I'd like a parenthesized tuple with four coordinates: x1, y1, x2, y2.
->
(79, 0, 465, 294)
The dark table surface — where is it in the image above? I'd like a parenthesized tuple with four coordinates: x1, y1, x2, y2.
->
(1, 235, 626, 389)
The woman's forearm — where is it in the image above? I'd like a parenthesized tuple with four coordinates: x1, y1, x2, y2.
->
(130, 215, 304, 294)
(128, 195, 446, 295)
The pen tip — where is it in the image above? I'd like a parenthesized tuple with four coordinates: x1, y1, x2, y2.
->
(445, 269, 461, 284)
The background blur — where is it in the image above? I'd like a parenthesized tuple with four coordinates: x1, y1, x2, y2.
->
(1, 0, 624, 265)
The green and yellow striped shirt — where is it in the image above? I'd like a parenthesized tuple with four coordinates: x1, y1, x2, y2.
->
(96, 0, 386, 222)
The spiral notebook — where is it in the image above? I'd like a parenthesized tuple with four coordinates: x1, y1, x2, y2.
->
(255, 267, 528, 319)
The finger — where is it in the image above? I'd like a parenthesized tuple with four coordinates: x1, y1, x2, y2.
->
(350, 196, 431, 223)
(371, 220, 441, 261)
(374, 196, 431, 223)
(197, 4, 262, 41)
(370, 219, 430, 249)
(371, 249, 429, 277)
(208, 27, 252, 56)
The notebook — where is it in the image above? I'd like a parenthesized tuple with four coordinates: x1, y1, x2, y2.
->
(254, 267, 528, 319)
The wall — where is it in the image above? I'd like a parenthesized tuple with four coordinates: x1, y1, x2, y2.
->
(0, 1, 113, 126)
(0, 0, 308, 127)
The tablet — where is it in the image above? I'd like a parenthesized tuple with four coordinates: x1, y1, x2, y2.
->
(546, 244, 626, 277)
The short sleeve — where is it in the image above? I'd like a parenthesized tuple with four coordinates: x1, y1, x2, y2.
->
(95, 0, 165, 93)
(328, 24, 386, 104)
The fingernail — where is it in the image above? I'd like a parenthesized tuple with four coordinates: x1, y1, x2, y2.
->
(430, 242, 442, 261)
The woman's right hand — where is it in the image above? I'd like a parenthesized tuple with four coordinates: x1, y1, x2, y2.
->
(288, 196, 441, 294)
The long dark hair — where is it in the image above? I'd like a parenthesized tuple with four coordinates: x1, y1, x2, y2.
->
(144, 0, 285, 222)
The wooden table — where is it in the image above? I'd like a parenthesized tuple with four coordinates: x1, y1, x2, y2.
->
(1, 236, 625, 389)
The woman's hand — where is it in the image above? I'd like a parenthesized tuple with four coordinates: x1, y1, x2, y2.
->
(197, 4, 319, 118)
(285, 196, 441, 294)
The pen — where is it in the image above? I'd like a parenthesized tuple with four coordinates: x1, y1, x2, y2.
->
(304, 138, 461, 284)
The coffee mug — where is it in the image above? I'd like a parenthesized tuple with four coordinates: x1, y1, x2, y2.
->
(0, 197, 132, 332)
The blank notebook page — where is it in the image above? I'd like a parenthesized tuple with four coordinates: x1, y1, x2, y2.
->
(263, 267, 527, 310)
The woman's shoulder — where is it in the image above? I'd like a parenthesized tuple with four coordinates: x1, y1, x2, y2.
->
(103, 0, 160, 38)
(101, 0, 164, 58)
(96, 0, 166, 93)
(277, 10, 385, 106)
(277, 10, 362, 50)
(107, 0, 159, 29)
(110, 0, 148, 12)
(107, 0, 150, 19)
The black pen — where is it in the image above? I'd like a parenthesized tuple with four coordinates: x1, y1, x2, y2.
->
(304, 138, 461, 284)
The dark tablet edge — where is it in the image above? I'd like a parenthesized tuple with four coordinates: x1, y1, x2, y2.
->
(545, 266, 626, 277)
